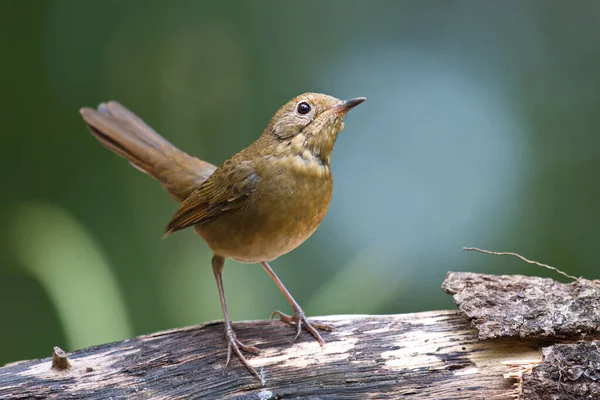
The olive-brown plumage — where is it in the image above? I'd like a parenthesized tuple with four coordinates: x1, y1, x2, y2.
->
(80, 93, 365, 382)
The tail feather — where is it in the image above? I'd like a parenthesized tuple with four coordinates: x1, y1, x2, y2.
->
(80, 102, 216, 202)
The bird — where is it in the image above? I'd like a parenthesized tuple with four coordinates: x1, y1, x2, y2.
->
(80, 93, 365, 381)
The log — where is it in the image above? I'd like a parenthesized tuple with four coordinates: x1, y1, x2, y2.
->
(2, 272, 598, 399)
(0, 311, 538, 399)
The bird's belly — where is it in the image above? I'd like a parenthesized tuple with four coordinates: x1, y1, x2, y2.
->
(196, 174, 332, 263)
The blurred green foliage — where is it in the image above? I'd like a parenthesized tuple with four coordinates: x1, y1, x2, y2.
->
(2, 0, 600, 365)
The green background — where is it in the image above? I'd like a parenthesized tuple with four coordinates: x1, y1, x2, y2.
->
(2, 0, 600, 365)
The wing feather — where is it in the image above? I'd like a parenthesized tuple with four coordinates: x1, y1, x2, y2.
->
(164, 161, 259, 236)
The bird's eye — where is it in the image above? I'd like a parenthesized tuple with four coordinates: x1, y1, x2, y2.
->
(297, 102, 311, 115)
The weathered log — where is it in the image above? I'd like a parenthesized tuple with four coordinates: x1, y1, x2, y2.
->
(0, 310, 539, 399)
(3, 272, 599, 399)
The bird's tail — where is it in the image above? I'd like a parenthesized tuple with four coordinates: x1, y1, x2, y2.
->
(80, 102, 216, 202)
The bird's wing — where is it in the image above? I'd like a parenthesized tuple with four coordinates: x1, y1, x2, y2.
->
(164, 160, 259, 236)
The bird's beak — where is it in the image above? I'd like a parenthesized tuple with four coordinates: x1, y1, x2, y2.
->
(332, 97, 366, 114)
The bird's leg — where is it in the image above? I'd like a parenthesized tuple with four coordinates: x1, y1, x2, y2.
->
(212, 255, 261, 380)
(260, 261, 334, 346)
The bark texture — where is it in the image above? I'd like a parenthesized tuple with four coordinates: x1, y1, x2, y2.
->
(522, 341, 600, 400)
(442, 272, 600, 340)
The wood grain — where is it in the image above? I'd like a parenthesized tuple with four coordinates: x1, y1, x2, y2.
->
(6, 272, 598, 399)
(0, 311, 541, 399)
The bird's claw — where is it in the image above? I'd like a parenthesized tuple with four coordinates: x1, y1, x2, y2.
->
(224, 328, 262, 382)
(271, 309, 334, 346)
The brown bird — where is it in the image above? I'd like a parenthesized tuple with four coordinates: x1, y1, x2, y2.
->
(80, 93, 365, 380)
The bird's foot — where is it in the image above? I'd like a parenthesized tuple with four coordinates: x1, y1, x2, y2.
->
(225, 327, 262, 383)
(271, 308, 334, 346)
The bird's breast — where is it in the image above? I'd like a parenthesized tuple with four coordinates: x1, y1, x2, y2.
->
(197, 155, 333, 263)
